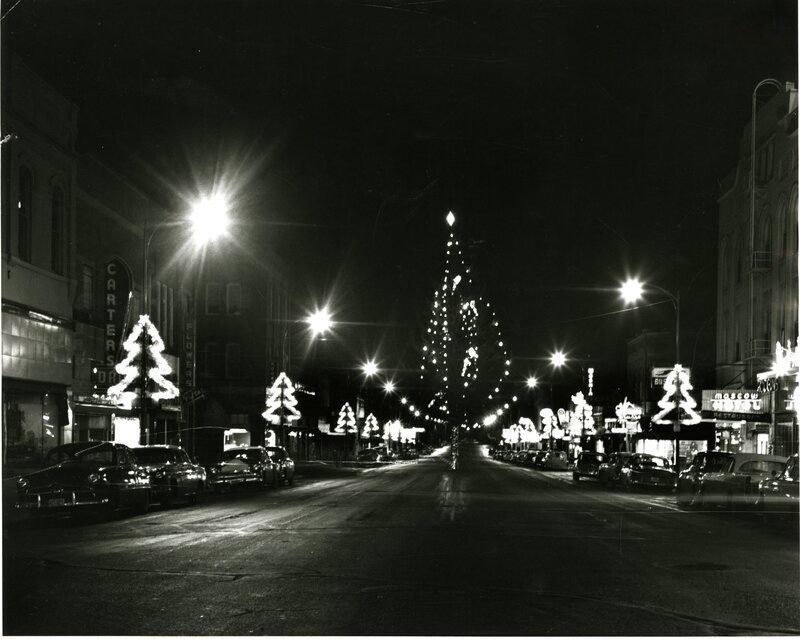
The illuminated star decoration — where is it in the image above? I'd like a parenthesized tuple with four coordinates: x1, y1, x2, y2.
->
(651, 364, 702, 425)
(106, 314, 179, 406)
(262, 372, 302, 425)
(419, 211, 512, 433)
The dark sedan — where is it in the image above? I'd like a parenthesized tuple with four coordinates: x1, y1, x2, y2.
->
(597, 452, 634, 487)
(756, 454, 799, 520)
(619, 454, 676, 491)
(208, 446, 278, 490)
(266, 446, 295, 485)
(676, 451, 735, 507)
(15, 441, 151, 517)
(133, 445, 207, 507)
(572, 451, 607, 481)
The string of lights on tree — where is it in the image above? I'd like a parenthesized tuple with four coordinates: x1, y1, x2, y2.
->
(262, 372, 302, 427)
(336, 402, 357, 434)
(417, 212, 513, 436)
(651, 364, 702, 425)
(106, 314, 179, 407)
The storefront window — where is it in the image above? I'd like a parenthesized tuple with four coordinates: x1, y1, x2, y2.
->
(3, 391, 63, 466)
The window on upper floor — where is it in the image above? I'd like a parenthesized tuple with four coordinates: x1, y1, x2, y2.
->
(17, 167, 33, 262)
(226, 283, 242, 315)
(206, 283, 222, 315)
(81, 264, 94, 309)
(225, 342, 241, 379)
(204, 342, 222, 378)
(51, 187, 64, 274)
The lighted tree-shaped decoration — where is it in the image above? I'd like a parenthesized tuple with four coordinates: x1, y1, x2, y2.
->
(335, 402, 357, 434)
(420, 211, 512, 442)
(262, 372, 301, 428)
(107, 314, 179, 406)
(361, 413, 379, 439)
(652, 364, 701, 425)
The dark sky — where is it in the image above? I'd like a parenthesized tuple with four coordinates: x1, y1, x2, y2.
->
(4, 0, 797, 396)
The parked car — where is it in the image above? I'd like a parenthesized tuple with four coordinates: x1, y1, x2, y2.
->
(532, 450, 549, 469)
(542, 450, 570, 470)
(15, 441, 151, 517)
(694, 452, 787, 510)
(357, 446, 394, 463)
(676, 451, 735, 507)
(618, 454, 676, 491)
(755, 454, 799, 519)
(517, 450, 539, 466)
(207, 446, 278, 490)
(266, 446, 295, 485)
(597, 452, 634, 487)
(132, 444, 207, 507)
(572, 451, 607, 481)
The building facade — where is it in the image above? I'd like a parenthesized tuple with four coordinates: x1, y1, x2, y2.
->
(715, 80, 798, 456)
(2, 55, 78, 472)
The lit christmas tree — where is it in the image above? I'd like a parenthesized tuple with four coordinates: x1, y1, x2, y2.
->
(262, 372, 302, 427)
(420, 212, 512, 444)
(106, 314, 179, 406)
(361, 413, 379, 439)
(652, 364, 701, 425)
(335, 402, 357, 434)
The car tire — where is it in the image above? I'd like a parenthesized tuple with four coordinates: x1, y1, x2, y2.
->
(188, 482, 203, 505)
(689, 484, 704, 508)
(287, 472, 294, 486)
(572, 472, 580, 481)
(136, 490, 150, 515)
(160, 484, 177, 508)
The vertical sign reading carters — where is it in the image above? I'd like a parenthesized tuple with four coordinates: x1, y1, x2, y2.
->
(93, 259, 132, 392)
(104, 258, 133, 365)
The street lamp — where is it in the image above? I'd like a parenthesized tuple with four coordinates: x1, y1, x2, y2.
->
(140, 193, 230, 448)
(306, 306, 333, 338)
(620, 277, 680, 362)
(619, 277, 683, 466)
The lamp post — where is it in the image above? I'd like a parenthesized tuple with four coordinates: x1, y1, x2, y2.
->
(359, 359, 379, 457)
(620, 278, 682, 465)
(140, 194, 229, 448)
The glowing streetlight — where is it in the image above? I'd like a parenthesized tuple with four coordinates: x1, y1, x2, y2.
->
(620, 278, 645, 305)
(306, 307, 333, 337)
(384, 381, 396, 393)
(550, 351, 567, 368)
(618, 278, 681, 362)
(189, 193, 230, 246)
(362, 359, 379, 377)
(526, 376, 538, 389)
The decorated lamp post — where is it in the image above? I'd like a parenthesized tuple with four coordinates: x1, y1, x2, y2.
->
(106, 315, 179, 444)
(262, 372, 301, 447)
(652, 364, 701, 465)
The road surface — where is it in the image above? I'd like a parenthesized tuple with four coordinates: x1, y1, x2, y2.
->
(4, 443, 799, 635)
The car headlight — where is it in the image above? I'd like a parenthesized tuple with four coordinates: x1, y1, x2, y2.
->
(88, 473, 107, 484)
(154, 470, 164, 479)
(16, 477, 29, 491)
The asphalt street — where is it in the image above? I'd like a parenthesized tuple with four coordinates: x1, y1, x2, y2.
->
(3, 444, 799, 636)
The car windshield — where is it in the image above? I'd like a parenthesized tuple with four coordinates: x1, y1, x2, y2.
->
(697, 453, 734, 472)
(222, 449, 261, 462)
(133, 448, 172, 464)
(739, 460, 785, 475)
(582, 454, 606, 463)
(266, 447, 286, 460)
(44, 443, 115, 465)
(639, 456, 670, 468)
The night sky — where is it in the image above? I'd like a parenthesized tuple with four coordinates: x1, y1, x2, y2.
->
(4, 0, 797, 397)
